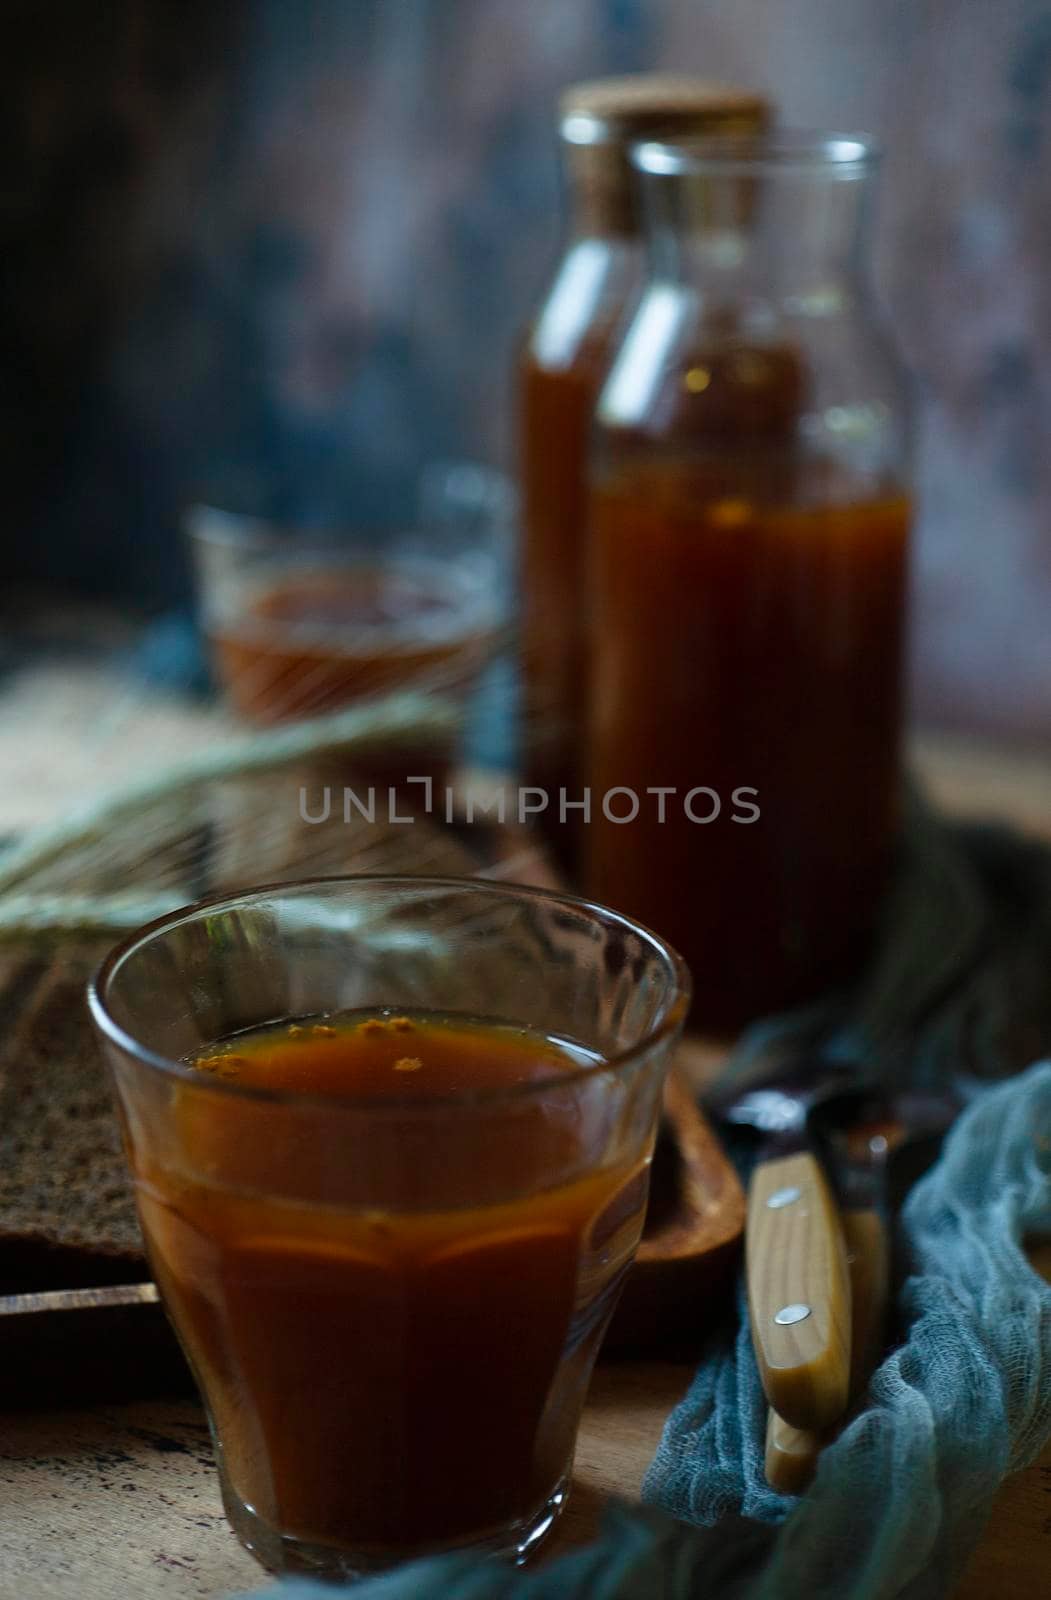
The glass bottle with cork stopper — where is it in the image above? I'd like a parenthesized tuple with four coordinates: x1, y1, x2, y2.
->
(518, 77, 770, 873)
(584, 132, 913, 1030)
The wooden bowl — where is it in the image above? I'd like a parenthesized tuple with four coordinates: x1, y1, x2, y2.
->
(605, 1063, 745, 1354)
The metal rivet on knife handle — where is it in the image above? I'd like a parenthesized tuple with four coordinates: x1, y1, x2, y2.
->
(767, 1186, 802, 1209)
(774, 1303, 812, 1326)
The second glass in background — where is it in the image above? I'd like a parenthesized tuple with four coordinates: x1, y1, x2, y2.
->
(189, 463, 515, 779)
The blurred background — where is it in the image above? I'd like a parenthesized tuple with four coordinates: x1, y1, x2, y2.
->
(2, 0, 1049, 743)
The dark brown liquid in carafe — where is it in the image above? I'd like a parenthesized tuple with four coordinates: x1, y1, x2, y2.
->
(583, 325, 910, 1027)
(586, 452, 909, 1030)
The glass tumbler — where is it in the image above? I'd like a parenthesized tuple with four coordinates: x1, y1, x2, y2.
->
(188, 462, 514, 729)
(88, 875, 689, 1580)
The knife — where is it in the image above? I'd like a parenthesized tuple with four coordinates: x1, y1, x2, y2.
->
(763, 1085, 955, 1491)
(708, 1064, 855, 1433)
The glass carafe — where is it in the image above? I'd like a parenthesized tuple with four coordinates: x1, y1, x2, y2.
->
(585, 133, 912, 1030)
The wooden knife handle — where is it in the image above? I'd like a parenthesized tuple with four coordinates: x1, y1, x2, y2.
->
(765, 1408, 820, 1496)
(747, 1151, 850, 1431)
(764, 1203, 890, 1492)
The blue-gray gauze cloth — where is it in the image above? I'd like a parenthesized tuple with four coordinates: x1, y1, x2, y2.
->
(238, 806, 1051, 1599)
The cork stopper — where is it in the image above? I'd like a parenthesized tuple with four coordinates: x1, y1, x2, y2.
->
(559, 76, 771, 235)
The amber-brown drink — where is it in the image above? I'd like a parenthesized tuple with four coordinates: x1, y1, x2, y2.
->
(134, 1011, 646, 1561)
(208, 567, 494, 725)
(90, 875, 688, 1578)
(587, 457, 909, 1028)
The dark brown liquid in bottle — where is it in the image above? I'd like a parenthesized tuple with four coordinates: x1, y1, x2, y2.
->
(519, 338, 612, 870)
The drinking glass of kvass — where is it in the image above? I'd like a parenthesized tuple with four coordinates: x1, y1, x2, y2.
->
(89, 876, 688, 1578)
(188, 463, 512, 739)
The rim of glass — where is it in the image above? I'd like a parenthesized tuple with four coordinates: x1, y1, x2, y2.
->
(88, 874, 691, 1112)
(186, 503, 334, 552)
(633, 130, 878, 179)
(186, 506, 472, 572)
(186, 505, 442, 555)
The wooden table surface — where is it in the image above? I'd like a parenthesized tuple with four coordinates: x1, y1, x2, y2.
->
(1, 670, 1049, 1598)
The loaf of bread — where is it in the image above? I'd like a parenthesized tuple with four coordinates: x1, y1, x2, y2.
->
(0, 793, 493, 1291)
(0, 950, 146, 1287)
